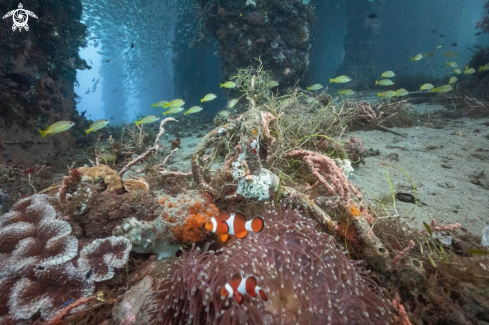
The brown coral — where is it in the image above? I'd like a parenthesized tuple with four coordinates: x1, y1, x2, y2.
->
(78, 165, 123, 192)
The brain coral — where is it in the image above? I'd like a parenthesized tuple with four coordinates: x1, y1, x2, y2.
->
(0, 194, 131, 322)
(149, 201, 396, 325)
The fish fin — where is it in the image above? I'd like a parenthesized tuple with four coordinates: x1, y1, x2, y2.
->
(235, 292, 243, 304)
(251, 217, 264, 233)
(221, 286, 230, 297)
(217, 209, 231, 221)
(204, 222, 214, 232)
(134, 121, 141, 126)
(38, 129, 48, 138)
(233, 213, 247, 239)
(245, 277, 257, 296)
(329, 78, 334, 83)
(85, 129, 92, 135)
(220, 233, 229, 243)
(216, 221, 229, 235)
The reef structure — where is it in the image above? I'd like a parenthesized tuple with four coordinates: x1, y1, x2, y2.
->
(0, 194, 131, 323)
(0, 0, 89, 165)
(197, 0, 315, 87)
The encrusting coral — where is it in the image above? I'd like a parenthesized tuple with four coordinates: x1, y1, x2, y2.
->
(114, 192, 219, 259)
(78, 164, 124, 192)
(148, 201, 396, 325)
(78, 236, 132, 281)
(0, 194, 131, 322)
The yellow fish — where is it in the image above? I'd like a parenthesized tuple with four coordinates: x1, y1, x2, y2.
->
(163, 99, 185, 109)
(448, 76, 457, 84)
(338, 89, 355, 95)
(394, 88, 409, 97)
(151, 100, 168, 108)
(184, 106, 203, 115)
(201, 93, 217, 103)
(220, 81, 236, 88)
(99, 152, 116, 163)
(330, 76, 351, 83)
(163, 107, 184, 115)
(464, 66, 476, 75)
(431, 85, 453, 93)
(423, 52, 435, 58)
(446, 62, 457, 68)
(478, 63, 489, 72)
(305, 96, 319, 105)
(134, 115, 160, 126)
(218, 110, 231, 118)
(420, 83, 434, 91)
(375, 79, 394, 86)
(453, 68, 462, 75)
(377, 91, 396, 98)
(85, 119, 109, 135)
(227, 98, 239, 108)
(410, 54, 423, 61)
(267, 81, 279, 88)
(38, 121, 75, 138)
(381, 71, 395, 78)
(443, 51, 457, 57)
(306, 83, 324, 90)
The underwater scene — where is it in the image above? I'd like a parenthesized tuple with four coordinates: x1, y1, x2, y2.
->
(1, 0, 489, 324)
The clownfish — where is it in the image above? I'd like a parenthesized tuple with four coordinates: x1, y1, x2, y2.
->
(220, 275, 267, 303)
(204, 210, 264, 242)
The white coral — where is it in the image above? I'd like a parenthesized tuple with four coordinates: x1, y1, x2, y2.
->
(231, 153, 273, 201)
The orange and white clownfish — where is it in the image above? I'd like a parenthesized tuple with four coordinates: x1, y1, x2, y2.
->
(204, 210, 264, 242)
(220, 275, 268, 303)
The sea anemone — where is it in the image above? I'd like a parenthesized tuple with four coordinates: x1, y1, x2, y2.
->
(148, 201, 396, 324)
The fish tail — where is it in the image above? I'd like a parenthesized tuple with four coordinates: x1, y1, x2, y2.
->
(200, 99, 204, 103)
(329, 78, 335, 83)
(479, 66, 483, 72)
(163, 103, 170, 108)
(184, 111, 189, 115)
(375, 81, 379, 85)
(151, 104, 155, 108)
(306, 87, 310, 90)
(410, 57, 415, 62)
(219, 83, 224, 88)
(85, 129, 92, 135)
(37, 129, 48, 138)
(134, 121, 141, 126)
(376, 93, 381, 97)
